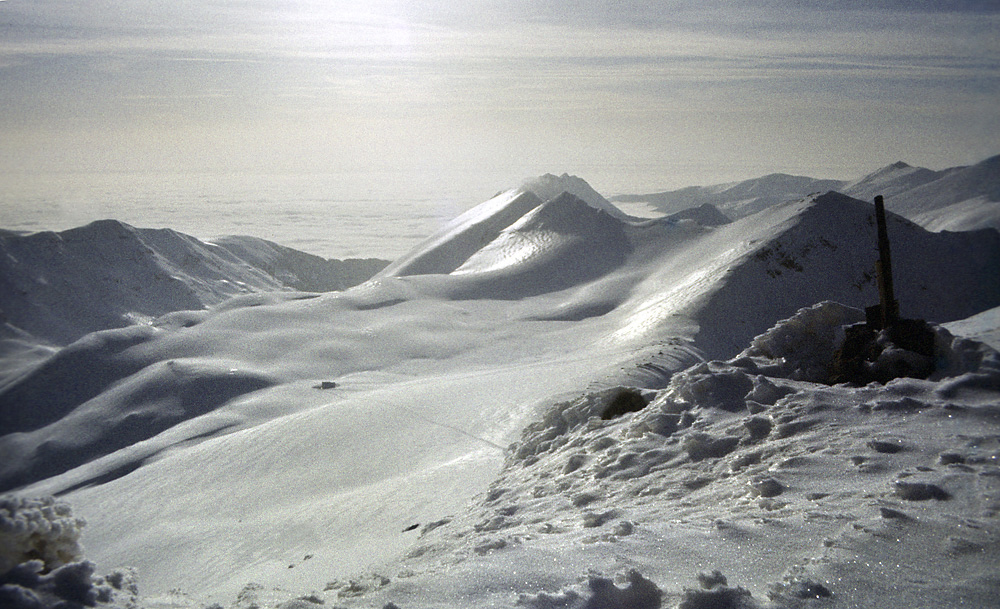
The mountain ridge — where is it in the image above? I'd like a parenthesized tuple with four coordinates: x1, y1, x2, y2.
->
(2, 175, 999, 605)
(0, 220, 387, 347)
(612, 153, 1000, 233)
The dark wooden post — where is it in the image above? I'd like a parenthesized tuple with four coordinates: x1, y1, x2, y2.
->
(873, 195, 898, 328)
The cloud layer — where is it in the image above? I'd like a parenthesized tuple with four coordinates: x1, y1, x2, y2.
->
(1, 0, 997, 190)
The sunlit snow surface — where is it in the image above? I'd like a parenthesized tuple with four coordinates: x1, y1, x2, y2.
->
(2, 182, 1000, 608)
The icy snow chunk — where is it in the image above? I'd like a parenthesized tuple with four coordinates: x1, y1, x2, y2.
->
(0, 497, 136, 609)
(893, 480, 951, 501)
(513, 387, 642, 462)
(741, 301, 864, 382)
(0, 496, 84, 574)
(742, 416, 772, 441)
(516, 569, 661, 609)
(667, 362, 755, 412)
(768, 578, 832, 601)
(0, 559, 107, 608)
(682, 432, 741, 461)
(745, 375, 793, 406)
(747, 475, 784, 498)
(677, 581, 757, 609)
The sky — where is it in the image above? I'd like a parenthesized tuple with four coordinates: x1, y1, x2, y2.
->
(0, 0, 998, 193)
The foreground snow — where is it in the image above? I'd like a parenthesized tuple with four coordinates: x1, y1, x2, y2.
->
(347, 302, 1000, 609)
(5, 303, 999, 608)
(2, 176, 999, 608)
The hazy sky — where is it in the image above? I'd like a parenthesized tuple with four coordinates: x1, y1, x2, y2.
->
(1, 0, 997, 191)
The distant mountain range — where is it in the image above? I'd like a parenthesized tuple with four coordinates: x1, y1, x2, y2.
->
(5, 185, 1000, 492)
(0, 221, 387, 348)
(611, 154, 1000, 232)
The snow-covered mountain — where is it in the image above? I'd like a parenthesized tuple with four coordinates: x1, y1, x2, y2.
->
(839, 160, 954, 202)
(521, 173, 631, 220)
(844, 155, 1000, 233)
(610, 173, 848, 220)
(0, 220, 387, 348)
(2, 179, 1000, 609)
(613, 154, 1000, 234)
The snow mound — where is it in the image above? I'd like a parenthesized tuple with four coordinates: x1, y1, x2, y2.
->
(516, 569, 661, 608)
(448, 193, 632, 298)
(738, 301, 865, 382)
(381, 174, 631, 281)
(665, 203, 731, 226)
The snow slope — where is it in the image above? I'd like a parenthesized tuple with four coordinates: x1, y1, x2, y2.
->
(610, 173, 848, 220)
(0, 221, 387, 390)
(865, 155, 1000, 233)
(0, 220, 387, 348)
(613, 154, 1000, 235)
(2, 181, 1000, 608)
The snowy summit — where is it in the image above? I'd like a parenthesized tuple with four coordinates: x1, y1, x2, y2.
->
(2, 167, 1000, 609)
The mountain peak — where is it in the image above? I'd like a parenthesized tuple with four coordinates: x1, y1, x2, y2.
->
(520, 174, 627, 219)
(517, 192, 612, 232)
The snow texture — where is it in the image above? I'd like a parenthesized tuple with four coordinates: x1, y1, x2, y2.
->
(0, 496, 138, 609)
(1, 169, 999, 609)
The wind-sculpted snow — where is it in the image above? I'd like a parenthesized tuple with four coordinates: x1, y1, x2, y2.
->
(0, 358, 275, 491)
(0, 326, 160, 434)
(381, 302, 1000, 609)
(379, 189, 544, 277)
(446, 193, 632, 298)
(2, 177, 999, 608)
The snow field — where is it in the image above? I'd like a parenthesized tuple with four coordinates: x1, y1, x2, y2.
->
(2, 171, 999, 608)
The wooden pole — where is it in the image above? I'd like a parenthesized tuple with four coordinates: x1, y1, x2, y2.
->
(873, 195, 898, 328)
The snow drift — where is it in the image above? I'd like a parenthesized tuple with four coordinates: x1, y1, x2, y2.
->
(381, 301, 1000, 608)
